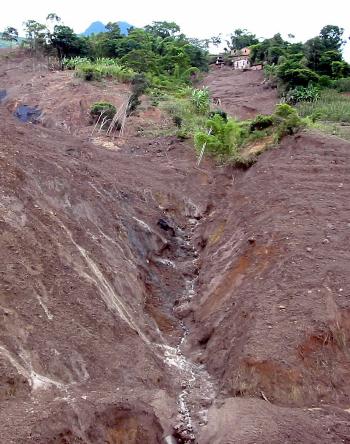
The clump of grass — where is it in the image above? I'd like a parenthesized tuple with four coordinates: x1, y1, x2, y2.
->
(159, 93, 208, 139)
(63, 56, 135, 82)
(297, 90, 350, 123)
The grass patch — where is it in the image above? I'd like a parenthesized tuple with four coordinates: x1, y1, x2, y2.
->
(297, 90, 350, 123)
(158, 89, 209, 139)
(63, 56, 135, 82)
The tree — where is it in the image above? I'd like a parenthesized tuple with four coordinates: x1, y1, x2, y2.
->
(23, 20, 47, 54)
(46, 13, 61, 26)
(319, 50, 342, 76)
(304, 36, 325, 72)
(319, 25, 346, 51)
(226, 29, 259, 50)
(49, 25, 88, 66)
(144, 21, 180, 39)
(1, 27, 18, 47)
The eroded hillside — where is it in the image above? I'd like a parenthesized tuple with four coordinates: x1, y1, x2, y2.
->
(1, 52, 350, 443)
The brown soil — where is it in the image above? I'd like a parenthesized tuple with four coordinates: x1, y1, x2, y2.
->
(203, 66, 278, 119)
(1, 50, 350, 443)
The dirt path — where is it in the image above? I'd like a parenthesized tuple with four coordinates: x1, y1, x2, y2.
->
(0, 53, 350, 443)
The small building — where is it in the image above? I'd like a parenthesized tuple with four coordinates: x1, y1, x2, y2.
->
(231, 47, 251, 70)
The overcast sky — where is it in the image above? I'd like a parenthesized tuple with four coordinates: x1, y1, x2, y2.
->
(1, 0, 349, 60)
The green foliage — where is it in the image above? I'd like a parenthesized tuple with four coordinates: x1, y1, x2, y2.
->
(273, 104, 304, 140)
(297, 90, 350, 123)
(277, 63, 320, 88)
(226, 29, 259, 50)
(195, 115, 246, 156)
(194, 104, 304, 162)
(285, 85, 320, 104)
(209, 110, 228, 122)
(331, 61, 350, 79)
(90, 102, 116, 120)
(252, 25, 349, 94)
(334, 77, 350, 92)
(127, 73, 149, 115)
(319, 25, 346, 51)
(250, 114, 274, 131)
(144, 21, 180, 39)
(160, 94, 208, 139)
(66, 58, 135, 82)
(49, 25, 89, 63)
(318, 75, 334, 88)
(191, 88, 210, 114)
(62, 56, 90, 68)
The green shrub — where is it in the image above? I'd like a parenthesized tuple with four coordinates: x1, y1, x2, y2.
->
(250, 114, 274, 131)
(209, 109, 228, 122)
(277, 65, 320, 88)
(191, 87, 210, 114)
(334, 77, 350, 92)
(318, 75, 334, 88)
(285, 85, 320, 104)
(194, 114, 246, 156)
(77, 65, 102, 81)
(273, 104, 304, 139)
(65, 57, 135, 82)
(90, 102, 116, 120)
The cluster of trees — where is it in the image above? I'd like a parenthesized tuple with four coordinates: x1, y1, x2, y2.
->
(87, 20, 209, 76)
(245, 25, 350, 89)
(1, 16, 210, 79)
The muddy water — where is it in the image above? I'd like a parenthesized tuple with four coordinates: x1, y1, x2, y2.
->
(14, 104, 41, 123)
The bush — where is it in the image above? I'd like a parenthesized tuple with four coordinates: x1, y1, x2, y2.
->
(250, 114, 274, 131)
(318, 75, 334, 88)
(209, 109, 228, 122)
(273, 103, 304, 139)
(90, 102, 116, 120)
(278, 65, 320, 88)
(334, 77, 350, 92)
(191, 87, 210, 114)
(285, 85, 320, 104)
(194, 114, 246, 156)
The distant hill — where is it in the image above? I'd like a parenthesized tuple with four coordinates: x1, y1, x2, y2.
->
(0, 38, 23, 48)
(82, 21, 132, 36)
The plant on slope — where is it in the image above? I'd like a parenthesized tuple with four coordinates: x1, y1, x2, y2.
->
(191, 87, 210, 114)
(285, 85, 320, 104)
(90, 102, 116, 121)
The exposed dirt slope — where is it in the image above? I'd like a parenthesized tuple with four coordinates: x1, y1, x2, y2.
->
(203, 66, 278, 119)
(1, 53, 350, 443)
(191, 130, 350, 407)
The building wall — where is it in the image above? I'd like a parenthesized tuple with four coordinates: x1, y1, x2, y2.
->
(233, 58, 250, 69)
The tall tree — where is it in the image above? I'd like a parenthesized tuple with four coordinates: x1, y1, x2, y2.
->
(319, 25, 346, 51)
(144, 21, 180, 39)
(23, 20, 47, 54)
(226, 29, 259, 50)
(49, 25, 86, 66)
